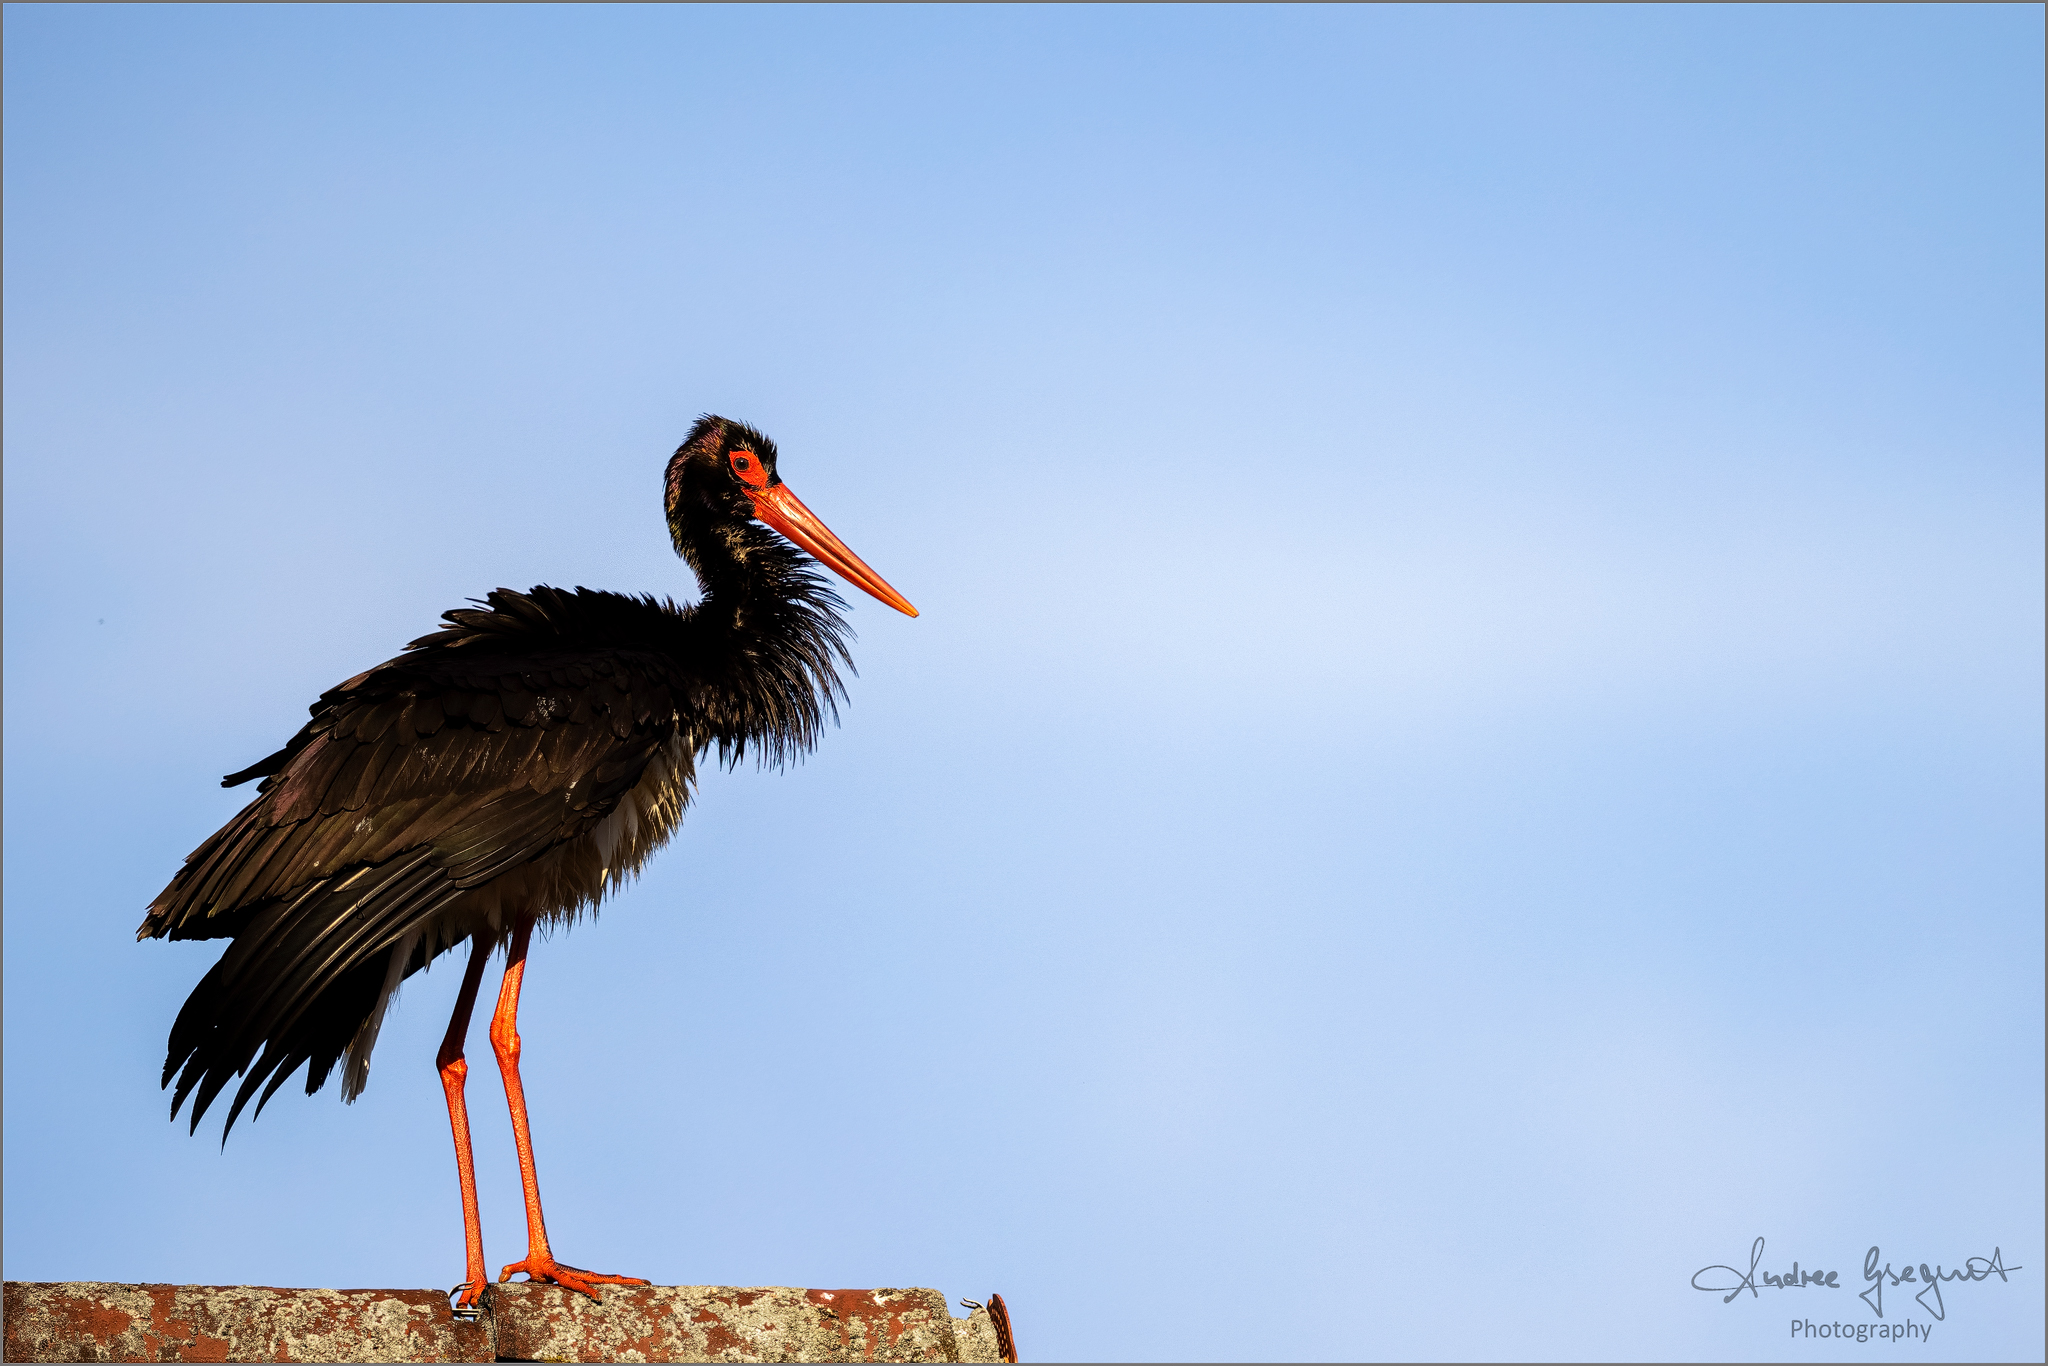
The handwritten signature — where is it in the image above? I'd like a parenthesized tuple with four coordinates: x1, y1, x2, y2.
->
(1859, 1244, 2021, 1321)
(1694, 1238, 2021, 1320)
(1693, 1238, 1839, 1303)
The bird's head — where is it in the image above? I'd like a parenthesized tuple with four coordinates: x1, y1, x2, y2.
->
(665, 415, 918, 617)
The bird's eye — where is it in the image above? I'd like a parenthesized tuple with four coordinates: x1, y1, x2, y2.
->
(728, 449, 769, 490)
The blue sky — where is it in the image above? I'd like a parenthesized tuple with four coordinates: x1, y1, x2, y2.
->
(4, 5, 2041, 1361)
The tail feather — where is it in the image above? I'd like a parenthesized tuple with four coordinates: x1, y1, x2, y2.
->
(165, 848, 462, 1140)
(343, 929, 420, 1102)
(206, 853, 441, 1059)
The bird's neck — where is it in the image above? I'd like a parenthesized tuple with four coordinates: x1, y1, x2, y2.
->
(673, 514, 852, 765)
(677, 518, 810, 625)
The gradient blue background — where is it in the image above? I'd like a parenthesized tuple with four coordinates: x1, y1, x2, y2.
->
(5, 5, 2042, 1361)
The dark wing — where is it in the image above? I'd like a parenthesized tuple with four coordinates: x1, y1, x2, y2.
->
(143, 590, 694, 1139)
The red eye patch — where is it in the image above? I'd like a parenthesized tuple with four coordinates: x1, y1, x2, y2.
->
(728, 448, 770, 490)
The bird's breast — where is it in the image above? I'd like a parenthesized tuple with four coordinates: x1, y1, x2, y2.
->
(586, 727, 697, 896)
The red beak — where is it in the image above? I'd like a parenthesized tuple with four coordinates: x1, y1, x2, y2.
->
(748, 483, 919, 618)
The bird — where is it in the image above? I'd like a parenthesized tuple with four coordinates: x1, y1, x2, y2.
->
(138, 415, 917, 1306)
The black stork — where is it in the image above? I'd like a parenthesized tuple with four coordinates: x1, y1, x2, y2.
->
(138, 416, 916, 1307)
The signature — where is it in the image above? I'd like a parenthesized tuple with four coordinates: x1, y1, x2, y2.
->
(1693, 1238, 1840, 1303)
(1693, 1238, 2021, 1320)
(1859, 1244, 2021, 1321)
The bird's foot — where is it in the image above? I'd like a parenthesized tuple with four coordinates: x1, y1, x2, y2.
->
(498, 1253, 650, 1301)
(449, 1280, 487, 1319)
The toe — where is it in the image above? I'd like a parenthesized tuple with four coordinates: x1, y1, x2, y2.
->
(551, 1268, 601, 1300)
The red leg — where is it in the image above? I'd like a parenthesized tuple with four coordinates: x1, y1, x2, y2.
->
(437, 933, 493, 1311)
(488, 911, 649, 1301)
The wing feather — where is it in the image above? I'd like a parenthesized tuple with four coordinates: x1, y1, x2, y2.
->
(143, 584, 841, 1138)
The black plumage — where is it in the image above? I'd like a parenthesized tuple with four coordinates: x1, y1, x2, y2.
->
(140, 416, 900, 1145)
